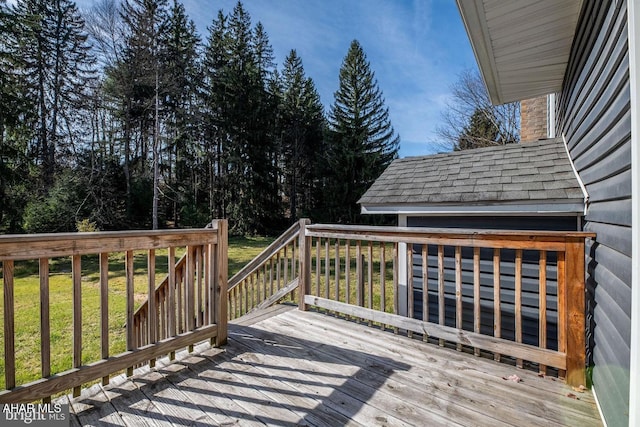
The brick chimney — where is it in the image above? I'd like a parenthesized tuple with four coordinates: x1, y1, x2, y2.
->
(520, 96, 548, 142)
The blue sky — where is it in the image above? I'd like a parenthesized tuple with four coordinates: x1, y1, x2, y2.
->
(78, 0, 479, 158)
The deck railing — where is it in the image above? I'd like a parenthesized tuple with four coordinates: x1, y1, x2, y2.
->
(297, 223, 595, 387)
(227, 220, 305, 320)
(0, 220, 228, 403)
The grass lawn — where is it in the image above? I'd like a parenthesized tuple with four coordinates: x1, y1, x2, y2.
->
(0, 234, 274, 389)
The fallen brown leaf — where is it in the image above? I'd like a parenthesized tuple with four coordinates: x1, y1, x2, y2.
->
(572, 385, 587, 393)
(566, 393, 578, 399)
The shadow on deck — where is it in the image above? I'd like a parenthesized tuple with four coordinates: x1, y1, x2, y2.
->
(64, 305, 602, 426)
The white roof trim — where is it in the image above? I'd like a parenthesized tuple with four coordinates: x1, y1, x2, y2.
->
(361, 202, 584, 216)
(456, 0, 583, 105)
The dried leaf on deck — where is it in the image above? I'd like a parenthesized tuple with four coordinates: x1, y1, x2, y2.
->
(502, 374, 522, 383)
(572, 385, 587, 393)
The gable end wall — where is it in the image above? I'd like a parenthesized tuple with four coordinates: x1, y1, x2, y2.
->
(558, 0, 631, 425)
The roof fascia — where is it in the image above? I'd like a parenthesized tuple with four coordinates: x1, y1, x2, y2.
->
(456, 0, 503, 104)
(360, 202, 585, 216)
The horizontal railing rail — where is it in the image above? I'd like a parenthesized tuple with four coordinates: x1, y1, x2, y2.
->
(0, 221, 228, 403)
(227, 220, 306, 320)
(298, 223, 595, 387)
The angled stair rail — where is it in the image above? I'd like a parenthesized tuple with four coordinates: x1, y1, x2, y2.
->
(228, 219, 309, 320)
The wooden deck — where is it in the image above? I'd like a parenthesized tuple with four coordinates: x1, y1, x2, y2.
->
(63, 305, 602, 426)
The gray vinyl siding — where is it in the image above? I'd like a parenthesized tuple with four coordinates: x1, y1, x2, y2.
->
(558, 0, 631, 425)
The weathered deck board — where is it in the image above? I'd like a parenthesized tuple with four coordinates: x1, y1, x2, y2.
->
(65, 306, 602, 426)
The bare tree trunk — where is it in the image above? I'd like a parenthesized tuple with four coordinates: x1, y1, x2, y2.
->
(152, 68, 160, 230)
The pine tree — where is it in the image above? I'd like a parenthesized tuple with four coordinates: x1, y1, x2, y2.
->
(455, 107, 500, 151)
(0, 0, 34, 231)
(161, 0, 202, 225)
(279, 49, 325, 221)
(325, 40, 399, 223)
(203, 1, 279, 234)
(14, 0, 96, 188)
(202, 9, 230, 221)
(114, 0, 169, 228)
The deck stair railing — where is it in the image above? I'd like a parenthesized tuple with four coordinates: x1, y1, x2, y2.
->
(0, 220, 228, 403)
(227, 219, 307, 320)
(295, 223, 595, 388)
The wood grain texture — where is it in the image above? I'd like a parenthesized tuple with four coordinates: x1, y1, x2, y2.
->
(63, 308, 602, 427)
(99, 253, 109, 385)
(3, 261, 15, 390)
(39, 259, 51, 382)
(72, 255, 82, 397)
(0, 229, 218, 262)
(305, 296, 566, 369)
(0, 324, 219, 403)
(565, 240, 586, 387)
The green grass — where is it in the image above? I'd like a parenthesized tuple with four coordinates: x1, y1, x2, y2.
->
(0, 235, 274, 389)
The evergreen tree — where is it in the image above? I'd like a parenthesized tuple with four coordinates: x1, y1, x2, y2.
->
(111, 0, 169, 228)
(203, 2, 279, 234)
(436, 69, 519, 151)
(13, 0, 96, 188)
(161, 0, 202, 225)
(279, 49, 325, 221)
(0, 0, 34, 231)
(202, 9, 230, 221)
(325, 40, 399, 223)
(455, 107, 501, 151)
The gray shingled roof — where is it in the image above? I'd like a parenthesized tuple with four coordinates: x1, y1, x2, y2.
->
(359, 139, 584, 211)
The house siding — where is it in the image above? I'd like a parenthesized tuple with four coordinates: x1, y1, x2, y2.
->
(558, 0, 632, 425)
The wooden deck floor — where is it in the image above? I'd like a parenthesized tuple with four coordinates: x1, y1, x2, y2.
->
(64, 305, 602, 426)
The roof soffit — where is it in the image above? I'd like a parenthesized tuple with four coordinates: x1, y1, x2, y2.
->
(456, 0, 583, 105)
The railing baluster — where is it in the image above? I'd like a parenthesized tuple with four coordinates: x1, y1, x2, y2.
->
(148, 250, 156, 367)
(356, 241, 363, 308)
(380, 242, 386, 317)
(269, 258, 274, 297)
(557, 250, 567, 379)
(422, 244, 428, 341)
(539, 250, 547, 375)
(473, 247, 480, 356)
(368, 241, 373, 326)
(99, 253, 109, 385)
(168, 247, 176, 341)
(72, 254, 82, 397)
(276, 252, 281, 293)
(177, 261, 183, 334)
(493, 248, 501, 362)
(335, 239, 340, 303)
(438, 245, 444, 347)
(283, 245, 289, 286)
(38, 258, 51, 402)
(455, 246, 462, 351)
(262, 264, 267, 302)
(186, 247, 195, 334)
(196, 246, 203, 327)
(345, 240, 350, 304)
(407, 243, 413, 336)
(393, 242, 398, 334)
(204, 245, 211, 327)
(315, 238, 320, 297)
(324, 238, 330, 300)
(126, 250, 134, 377)
(515, 249, 523, 368)
(3, 260, 15, 391)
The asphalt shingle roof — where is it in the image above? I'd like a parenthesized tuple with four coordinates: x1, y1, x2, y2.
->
(358, 139, 584, 207)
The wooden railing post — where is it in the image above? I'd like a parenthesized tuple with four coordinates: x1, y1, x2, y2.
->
(565, 238, 586, 387)
(215, 220, 228, 346)
(298, 218, 311, 311)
